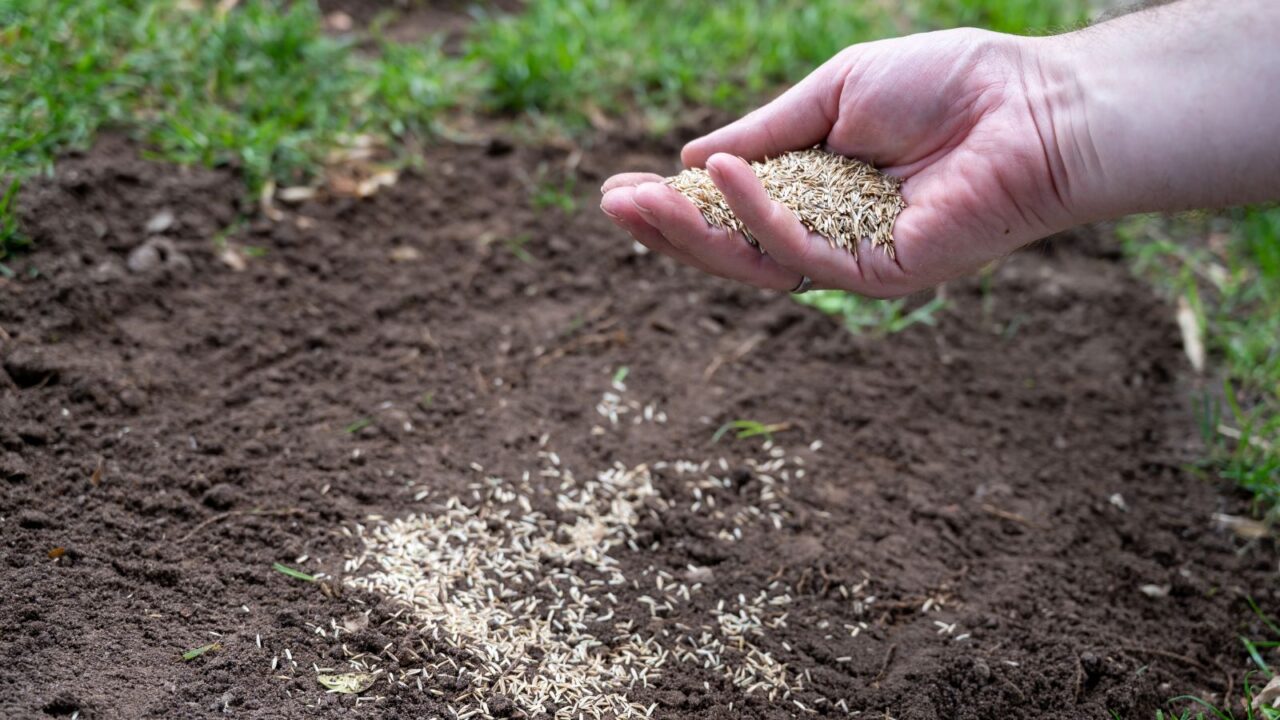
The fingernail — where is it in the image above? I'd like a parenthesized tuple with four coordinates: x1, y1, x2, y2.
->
(631, 198, 655, 219)
(600, 206, 624, 222)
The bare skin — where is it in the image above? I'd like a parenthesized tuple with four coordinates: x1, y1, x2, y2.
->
(600, 0, 1280, 298)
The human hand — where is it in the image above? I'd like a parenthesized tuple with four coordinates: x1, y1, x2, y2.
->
(600, 29, 1077, 297)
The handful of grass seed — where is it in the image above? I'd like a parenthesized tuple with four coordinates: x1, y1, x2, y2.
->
(666, 148, 905, 258)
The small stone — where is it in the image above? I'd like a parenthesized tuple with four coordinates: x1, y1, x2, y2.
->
(127, 241, 162, 273)
(972, 659, 991, 684)
(128, 238, 191, 275)
(145, 209, 175, 234)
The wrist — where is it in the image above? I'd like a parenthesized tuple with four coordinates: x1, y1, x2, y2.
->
(1013, 33, 1114, 225)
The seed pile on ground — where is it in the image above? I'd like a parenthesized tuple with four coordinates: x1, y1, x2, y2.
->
(337, 385, 887, 719)
(666, 148, 905, 258)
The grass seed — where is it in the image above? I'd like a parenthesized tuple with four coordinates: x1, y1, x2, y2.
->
(666, 149, 905, 258)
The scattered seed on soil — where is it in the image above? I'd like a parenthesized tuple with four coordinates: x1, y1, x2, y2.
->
(666, 148, 905, 257)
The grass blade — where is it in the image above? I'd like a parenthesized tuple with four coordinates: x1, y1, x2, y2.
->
(272, 562, 315, 582)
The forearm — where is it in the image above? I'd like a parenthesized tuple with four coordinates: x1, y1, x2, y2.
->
(1026, 0, 1280, 220)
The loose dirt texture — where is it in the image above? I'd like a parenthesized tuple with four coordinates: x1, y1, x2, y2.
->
(1, 132, 1276, 719)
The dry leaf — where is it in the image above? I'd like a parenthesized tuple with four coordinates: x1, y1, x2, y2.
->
(218, 247, 247, 272)
(259, 180, 284, 222)
(48, 547, 65, 559)
(1175, 295, 1205, 373)
(1212, 513, 1271, 540)
(1253, 675, 1280, 712)
(317, 672, 376, 694)
(277, 186, 318, 204)
(356, 170, 398, 198)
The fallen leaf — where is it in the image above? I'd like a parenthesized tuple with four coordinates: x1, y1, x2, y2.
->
(90, 457, 103, 486)
(278, 186, 318, 204)
(1212, 513, 1271, 540)
(354, 169, 398, 198)
(317, 672, 376, 694)
(1254, 675, 1280, 712)
(48, 547, 65, 559)
(259, 180, 284, 222)
(218, 247, 247, 272)
(1175, 295, 1205, 373)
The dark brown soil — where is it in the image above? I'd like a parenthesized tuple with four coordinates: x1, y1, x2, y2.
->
(1, 131, 1275, 720)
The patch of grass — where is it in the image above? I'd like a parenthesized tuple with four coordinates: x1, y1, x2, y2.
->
(0, 0, 462, 191)
(913, 0, 1088, 34)
(1119, 207, 1280, 518)
(793, 289, 947, 336)
(531, 180, 577, 214)
(271, 562, 316, 582)
(0, 178, 25, 263)
(712, 419, 791, 444)
(465, 0, 1086, 124)
(1160, 676, 1280, 719)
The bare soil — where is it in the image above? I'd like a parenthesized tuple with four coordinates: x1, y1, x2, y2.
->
(0, 131, 1275, 719)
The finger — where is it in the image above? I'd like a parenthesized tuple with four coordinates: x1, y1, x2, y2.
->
(629, 182, 802, 291)
(706, 153, 913, 298)
(602, 187, 713, 272)
(601, 172, 666, 194)
(682, 53, 846, 168)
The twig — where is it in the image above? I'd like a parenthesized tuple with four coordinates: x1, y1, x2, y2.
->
(179, 508, 302, 543)
(871, 644, 897, 687)
(980, 503, 1044, 530)
(703, 332, 767, 381)
(1117, 645, 1210, 672)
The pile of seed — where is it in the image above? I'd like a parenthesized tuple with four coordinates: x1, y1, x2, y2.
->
(666, 148, 905, 258)
(338, 387, 871, 718)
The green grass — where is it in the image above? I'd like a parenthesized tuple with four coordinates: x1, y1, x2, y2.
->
(0, 0, 460, 190)
(466, 0, 1087, 125)
(793, 289, 947, 335)
(0, 178, 26, 265)
(0, 0, 1087, 261)
(712, 419, 792, 444)
(271, 562, 316, 582)
(180, 642, 221, 662)
(1119, 208, 1280, 519)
